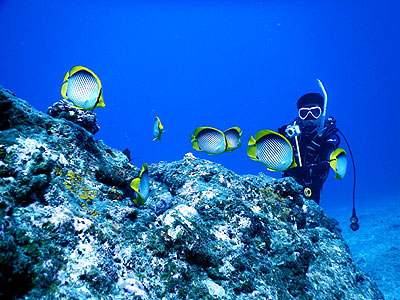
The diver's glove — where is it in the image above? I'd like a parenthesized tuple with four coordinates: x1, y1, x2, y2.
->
(324, 117, 339, 137)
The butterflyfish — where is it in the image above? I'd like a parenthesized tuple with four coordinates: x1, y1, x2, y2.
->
(61, 66, 105, 110)
(153, 117, 164, 141)
(329, 148, 347, 180)
(130, 163, 149, 205)
(224, 127, 242, 152)
(247, 129, 295, 171)
(191, 127, 227, 155)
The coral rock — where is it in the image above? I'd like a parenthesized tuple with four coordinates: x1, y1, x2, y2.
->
(47, 99, 100, 134)
(0, 86, 384, 300)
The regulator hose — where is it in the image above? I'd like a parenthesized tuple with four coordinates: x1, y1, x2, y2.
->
(337, 128, 359, 231)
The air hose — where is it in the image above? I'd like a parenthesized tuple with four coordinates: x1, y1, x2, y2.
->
(316, 79, 358, 231)
(336, 128, 359, 231)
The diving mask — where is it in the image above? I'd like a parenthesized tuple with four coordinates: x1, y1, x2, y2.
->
(298, 106, 322, 120)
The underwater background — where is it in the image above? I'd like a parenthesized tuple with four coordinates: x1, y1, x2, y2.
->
(1, 0, 399, 297)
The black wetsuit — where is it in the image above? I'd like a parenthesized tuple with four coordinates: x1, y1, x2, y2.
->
(278, 117, 340, 204)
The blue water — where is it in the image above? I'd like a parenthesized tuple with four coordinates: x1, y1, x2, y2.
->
(1, 1, 399, 295)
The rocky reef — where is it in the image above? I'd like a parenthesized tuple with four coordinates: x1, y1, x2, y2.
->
(46, 99, 100, 134)
(0, 86, 384, 299)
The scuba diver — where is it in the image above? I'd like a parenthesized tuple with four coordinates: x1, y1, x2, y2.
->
(278, 92, 340, 205)
(249, 79, 359, 230)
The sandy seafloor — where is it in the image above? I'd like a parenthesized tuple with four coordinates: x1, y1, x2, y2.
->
(326, 197, 400, 300)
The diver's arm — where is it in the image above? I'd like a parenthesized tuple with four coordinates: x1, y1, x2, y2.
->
(308, 132, 340, 175)
(277, 125, 287, 136)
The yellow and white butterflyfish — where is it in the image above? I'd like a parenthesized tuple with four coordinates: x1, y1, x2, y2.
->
(247, 129, 296, 171)
(61, 65, 105, 110)
(191, 127, 227, 155)
(224, 127, 242, 152)
(130, 163, 149, 205)
(153, 116, 164, 141)
(329, 148, 347, 180)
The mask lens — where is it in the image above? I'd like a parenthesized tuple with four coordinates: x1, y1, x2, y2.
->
(310, 107, 322, 119)
(298, 108, 309, 119)
(298, 107, 322, 120)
